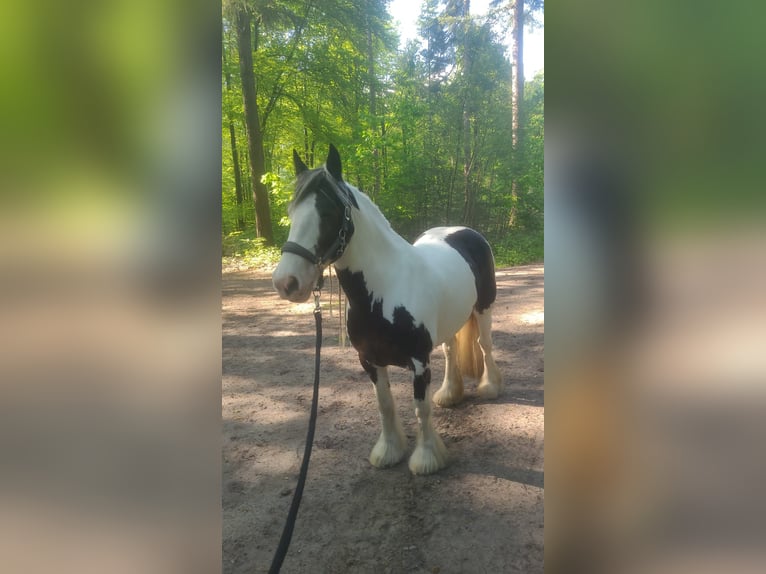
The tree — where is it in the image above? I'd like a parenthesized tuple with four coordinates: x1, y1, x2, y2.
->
(458, 0, 475, 226)
(510, 0, 524, 152)
(506, 0, 543, 226)
(223, 35, 247, 231)
(234, 5, 274, 244)
(221, 0, 543, 265)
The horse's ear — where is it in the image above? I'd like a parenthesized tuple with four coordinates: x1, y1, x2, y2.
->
(326, 144, 342, 181)
(293, 149, 308, 175)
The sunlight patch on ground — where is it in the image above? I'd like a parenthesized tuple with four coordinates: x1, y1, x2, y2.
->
(288, 301, 318, 314)
(521, 310, 544, 325)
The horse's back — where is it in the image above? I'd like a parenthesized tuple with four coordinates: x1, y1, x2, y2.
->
(415, 226, 496, 313)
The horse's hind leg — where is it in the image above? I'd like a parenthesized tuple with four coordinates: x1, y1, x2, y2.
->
(409, 360, 449, 474)
(433, 335, 464, 407)
(364, 362, 407, 468)
(475, 307, 503, 399)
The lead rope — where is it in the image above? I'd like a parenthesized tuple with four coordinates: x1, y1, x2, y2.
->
(268, 277, 323, 574)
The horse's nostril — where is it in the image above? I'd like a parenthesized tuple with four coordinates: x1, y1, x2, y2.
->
(285, 276, 299, 295)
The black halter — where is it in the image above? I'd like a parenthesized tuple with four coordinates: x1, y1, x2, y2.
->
(281, 180, 356, 268)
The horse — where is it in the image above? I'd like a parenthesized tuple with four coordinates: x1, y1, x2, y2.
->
(272, 144, 502, 474)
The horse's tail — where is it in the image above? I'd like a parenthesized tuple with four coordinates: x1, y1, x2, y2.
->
(455, 313, 484, 379)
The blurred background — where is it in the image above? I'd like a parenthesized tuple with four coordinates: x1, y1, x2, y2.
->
(2, 0, 766, 572)
(546, 1, 766, 572)
(0, 1, 221, 573)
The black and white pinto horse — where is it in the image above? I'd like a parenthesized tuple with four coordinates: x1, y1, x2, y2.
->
(273, 145, 502, 474)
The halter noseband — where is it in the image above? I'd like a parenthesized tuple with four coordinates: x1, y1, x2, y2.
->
(281, 180, 356, 269)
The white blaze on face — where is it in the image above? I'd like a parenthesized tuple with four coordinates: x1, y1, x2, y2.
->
(272, 198, 322, 302)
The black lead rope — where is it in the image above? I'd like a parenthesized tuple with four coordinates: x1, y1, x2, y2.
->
(268, 285, 323, 574)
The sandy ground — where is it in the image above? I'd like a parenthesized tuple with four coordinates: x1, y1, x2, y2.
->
(222, 265, 544, 573)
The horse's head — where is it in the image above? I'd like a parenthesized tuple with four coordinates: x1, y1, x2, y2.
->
(273, 144, 357, 302)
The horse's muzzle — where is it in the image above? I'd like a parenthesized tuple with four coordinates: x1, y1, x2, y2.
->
(273, 258, 317, 302)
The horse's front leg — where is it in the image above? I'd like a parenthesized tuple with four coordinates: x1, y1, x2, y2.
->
(362, 359, 407, 468)
(408, 359, 449, 475)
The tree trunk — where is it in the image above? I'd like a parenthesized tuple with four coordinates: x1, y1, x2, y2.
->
(460, 0, 474, 226)
(509, 0, 524, 227)
(367, 16, 381, 200)
(223, 39, 246, 231)
(310, 139, 315, 168)
(461, 97, 474, 226)
(511, 0, 524, 151)
(235, 7, 274, 245)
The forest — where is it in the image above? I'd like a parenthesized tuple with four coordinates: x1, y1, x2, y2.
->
(222, 0, 543, 268)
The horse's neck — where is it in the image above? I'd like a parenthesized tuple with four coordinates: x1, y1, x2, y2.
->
(333, 189, 414, 301)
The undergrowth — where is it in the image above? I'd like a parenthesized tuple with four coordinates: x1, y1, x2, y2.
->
(222, 229, 543, 271)
(222, 230, 281, 270)
(492, 232, 544, 267)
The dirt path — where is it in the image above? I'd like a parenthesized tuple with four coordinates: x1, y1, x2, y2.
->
(223, 265, 544, 574)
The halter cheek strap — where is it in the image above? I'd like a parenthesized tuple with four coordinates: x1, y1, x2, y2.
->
(281, 203, 354, 268)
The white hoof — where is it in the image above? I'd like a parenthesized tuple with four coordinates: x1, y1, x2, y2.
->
(476, 380, 500, 399)
(369, 430, 407, 468)
(408, 435, 449, 475)
(477, 369, 502, 400)
(433, 385, 464, 407)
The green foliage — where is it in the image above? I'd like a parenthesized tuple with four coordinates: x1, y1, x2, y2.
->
(222, 0, 543, 270)
(222, 229, 281, 269)
(493, 231, 544, 267)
